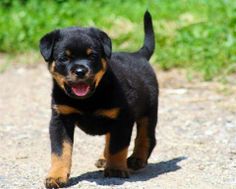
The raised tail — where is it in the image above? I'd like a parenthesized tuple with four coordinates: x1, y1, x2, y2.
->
(138, 10, 155, 60)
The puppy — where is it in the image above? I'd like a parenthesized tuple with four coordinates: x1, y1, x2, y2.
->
(39, 11, 158, 188)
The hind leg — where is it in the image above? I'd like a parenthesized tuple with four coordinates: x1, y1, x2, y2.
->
(127, 114, 157, 171)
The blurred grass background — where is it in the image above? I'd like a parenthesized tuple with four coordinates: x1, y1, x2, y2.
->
(0, 0, 236, 80)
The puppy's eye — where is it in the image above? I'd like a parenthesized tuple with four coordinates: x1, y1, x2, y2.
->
(58, 56, 69, 62)
(89, 52, 100, 63)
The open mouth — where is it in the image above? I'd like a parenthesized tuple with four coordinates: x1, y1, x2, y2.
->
(71, 82, 91, 97)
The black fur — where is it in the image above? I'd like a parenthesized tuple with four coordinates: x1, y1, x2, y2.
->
(138, 11, 155, 60)
(40, 10, 158, 183)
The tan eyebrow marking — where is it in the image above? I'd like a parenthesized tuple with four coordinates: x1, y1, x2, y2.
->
(65, 50, 72, 57)
(86, 48, 93, 55)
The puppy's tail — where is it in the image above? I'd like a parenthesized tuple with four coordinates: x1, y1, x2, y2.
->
(138, 10, 155, 60)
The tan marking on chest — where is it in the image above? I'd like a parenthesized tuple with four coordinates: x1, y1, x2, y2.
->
(53, 105, 82, 115)
(94, 108, 120, 119)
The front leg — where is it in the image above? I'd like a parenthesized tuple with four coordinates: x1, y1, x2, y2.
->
(45, 111, 75, 188)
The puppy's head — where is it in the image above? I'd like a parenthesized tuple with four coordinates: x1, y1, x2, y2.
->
(39, 27, 112, 99)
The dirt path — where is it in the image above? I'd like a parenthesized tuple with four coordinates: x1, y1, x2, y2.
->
(0, 64, 235, 189)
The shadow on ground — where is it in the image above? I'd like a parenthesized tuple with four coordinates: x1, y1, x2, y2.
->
(67, 156, 187, 187)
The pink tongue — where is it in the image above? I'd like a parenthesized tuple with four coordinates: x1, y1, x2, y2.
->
(72, 83, 90, 97)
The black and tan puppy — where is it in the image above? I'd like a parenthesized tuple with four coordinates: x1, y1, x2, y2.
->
(39, 11, 158, 188)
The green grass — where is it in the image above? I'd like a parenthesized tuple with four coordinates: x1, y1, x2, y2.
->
(0, 0, 236, 80)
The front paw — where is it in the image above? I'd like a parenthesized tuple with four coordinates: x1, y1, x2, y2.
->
(45, 174, 69, 188)
(104, 167, 130, 178)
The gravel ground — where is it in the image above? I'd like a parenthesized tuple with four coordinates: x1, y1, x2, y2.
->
(0, 63, 236, 189)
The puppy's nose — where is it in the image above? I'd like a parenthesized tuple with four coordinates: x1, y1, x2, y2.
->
(75, 66, 88, 78)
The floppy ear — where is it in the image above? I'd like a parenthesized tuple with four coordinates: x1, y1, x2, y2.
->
(89, 28, 112, 59)
(99, 31, 112, 59)
(39, 30, 59, 62)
